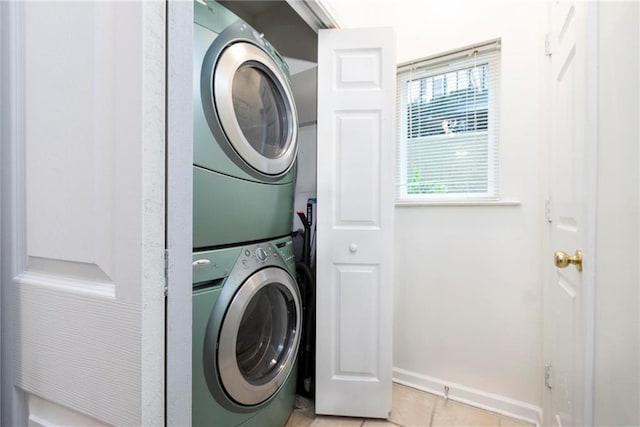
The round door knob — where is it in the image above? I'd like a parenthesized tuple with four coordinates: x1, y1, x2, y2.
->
(349, 243, 358, 253)
(554, 250, 583, 272)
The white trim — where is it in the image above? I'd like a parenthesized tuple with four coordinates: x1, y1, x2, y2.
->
(393, 368, 542, 426)
(397, 39, 501, 72)
(166, 0, 193, 425)
(1, 1, 28, 424)
(284, 0, 338, 32)
(139, 2, 168, 424)
(396, 200, 521, 207)
(583, 3, 599, 425)
(0, 2, 4, 423)
(541, 5, 554, 427)
(5, 0, 26, 288)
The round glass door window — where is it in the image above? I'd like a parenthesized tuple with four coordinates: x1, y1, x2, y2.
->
(232, 64, 289, 160)
(213, 42, 298, 176)
(236, 284, 296, 386)
(217, 268, 301, 406)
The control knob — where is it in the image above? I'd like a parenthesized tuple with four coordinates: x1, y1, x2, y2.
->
(256, 247, 268, 262)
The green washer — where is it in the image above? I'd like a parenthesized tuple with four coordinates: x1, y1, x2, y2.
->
(192, 236, 300, 427)
(193, 0, 298, 250)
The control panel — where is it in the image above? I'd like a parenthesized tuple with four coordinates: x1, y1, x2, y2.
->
(238, 242, 281, 272)
(192, 238, 297, 288)
(274, 238, 295, 272)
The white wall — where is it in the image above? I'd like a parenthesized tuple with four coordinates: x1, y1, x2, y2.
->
(291, 67, 317, 126)
(393, 2, 546, 410)
(323, 0, 547, 414)
(593, 3, 639, 425)
(293, 124, 317, 234)
(291, 68, 318, 237)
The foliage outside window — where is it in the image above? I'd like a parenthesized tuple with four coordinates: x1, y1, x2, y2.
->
(396, 42, 501, 202)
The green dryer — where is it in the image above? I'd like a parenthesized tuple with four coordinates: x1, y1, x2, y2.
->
(193, 1, 298, 250)
(192, 236, 301, 427)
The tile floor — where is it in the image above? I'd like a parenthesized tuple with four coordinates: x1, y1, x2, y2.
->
(285, 384, 535, 427)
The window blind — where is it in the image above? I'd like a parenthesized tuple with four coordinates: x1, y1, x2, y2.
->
(396, 40, 501, 202)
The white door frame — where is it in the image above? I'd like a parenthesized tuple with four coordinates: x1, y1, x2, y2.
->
(1, 2, 27, 423)
(583, 5, 599, 425)
(166, 0, 194, 425)
(0, 2, 4, 423)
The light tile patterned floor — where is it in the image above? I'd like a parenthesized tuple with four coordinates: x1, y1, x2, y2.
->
(285, 384, 535, 427)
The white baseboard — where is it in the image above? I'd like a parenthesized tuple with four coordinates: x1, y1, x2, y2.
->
(392, 367, 542, 426)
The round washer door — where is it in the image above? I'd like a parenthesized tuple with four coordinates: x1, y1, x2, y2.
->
(213, 42, 298, 176)
(217, 267, 301, 406)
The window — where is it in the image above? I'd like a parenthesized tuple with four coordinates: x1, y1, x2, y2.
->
(396, 41, 501, 202)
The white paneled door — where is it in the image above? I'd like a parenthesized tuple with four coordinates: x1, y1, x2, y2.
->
(316, 28, 395, 418)
(1, 2, 165, 426)
(546, 2, 595, 426)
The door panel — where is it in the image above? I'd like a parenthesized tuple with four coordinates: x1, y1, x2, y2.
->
(335, 112, 381, 226)
(27, 394, 109, 427)
(335, 265, 380, 377)
(2, 2, 165, 425)
(316, 27, 395, 419)
(546, 2, 593, 426)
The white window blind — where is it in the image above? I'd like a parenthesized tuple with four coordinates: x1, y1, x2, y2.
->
(396, 41, 501, 202)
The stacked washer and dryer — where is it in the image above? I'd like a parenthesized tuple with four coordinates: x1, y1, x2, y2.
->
(192, 1, 302, 426)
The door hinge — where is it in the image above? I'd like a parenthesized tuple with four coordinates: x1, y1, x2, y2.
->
(545, 199, 552, 223)
(545, 33, 552, 56)
(163, 249, 169, 297)
(545, 364, 553, 389)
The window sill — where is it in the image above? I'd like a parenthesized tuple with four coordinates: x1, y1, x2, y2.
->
(395, 200, 521, 207)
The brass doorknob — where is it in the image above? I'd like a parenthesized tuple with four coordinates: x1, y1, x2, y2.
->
(554, 250, 583, 272)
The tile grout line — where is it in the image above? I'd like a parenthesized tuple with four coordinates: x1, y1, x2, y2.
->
(427, 398, 437, 427)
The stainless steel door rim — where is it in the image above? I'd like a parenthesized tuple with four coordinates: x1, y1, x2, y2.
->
(213, 42, 298, 176)
(217, 267, 301, 406)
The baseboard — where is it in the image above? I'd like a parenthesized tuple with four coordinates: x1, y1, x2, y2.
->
(392, 367, 542, 426)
